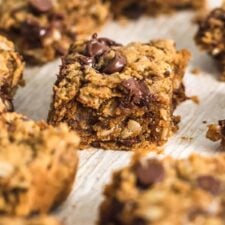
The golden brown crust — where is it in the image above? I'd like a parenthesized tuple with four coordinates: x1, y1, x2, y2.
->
(0, 216, 64, 225)
(0, 112, 80, 216)
(48, 35, 190, 150)
(0, 35, 24, 112)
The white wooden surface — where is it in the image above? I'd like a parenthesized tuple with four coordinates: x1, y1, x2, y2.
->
(13, 1, 225, 224)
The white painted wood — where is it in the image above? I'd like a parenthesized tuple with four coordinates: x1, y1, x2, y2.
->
(13, 0, 224, 224)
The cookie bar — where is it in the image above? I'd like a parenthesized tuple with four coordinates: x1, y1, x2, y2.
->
(99, 154, 225, 225)
(0, 35, 24, 112)
(0, 113, 80, 216)
(48, 34, 190, 150)
(109, 0, 206, 19)
(0, 216, 63, 225)
(0, 0, 108, 64)
(195, 7, 225, 81)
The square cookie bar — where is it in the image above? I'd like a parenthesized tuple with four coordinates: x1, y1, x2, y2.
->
(0, 113, 80, 216)
(195, 7, 225, 81)
(0, 0, 108, 64)
(0, 35, 24, 112)
(48, 34, 190, 150)
(109, 0, 206, 19)
(0, 217, 63, 225)
(99, 154, 225, 225)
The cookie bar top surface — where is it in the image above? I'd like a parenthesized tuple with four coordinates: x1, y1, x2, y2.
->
(109, 0, 206, 19)
(0, 216, 63, 225)
(99, 154, 225, 225)
(195, 7, 225, 80)
(0, 112, 80, 216)
(0, 35, 24, 112)
(0, 0, 108, 64)
(48, 34, 190, 150)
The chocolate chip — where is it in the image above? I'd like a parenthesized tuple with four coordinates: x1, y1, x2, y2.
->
(79, 55, 94, 66)
(29, 0, 53, 13)
(102, 52, 127, 74)
(98, 37, 121, 47)
(219, 120, 225, 136)
(86, 34, 110, 57)
(131, 218, 147, 225)
(120, 78, 151, 107)
(135, 159, 165, 189)
(123, 3, 145, 19)
(21, 18, 48, 45)
(196, 175, 221, 195)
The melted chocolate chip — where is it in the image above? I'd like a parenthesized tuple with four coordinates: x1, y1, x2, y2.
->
(98, 37, 121, 47)
(79, 55, 94, 66)
(29, 0, 53, 13)
(86, 38, 110, 57)
(131, 218, 147, 225)
(102, 52, 127, 74)
(123, 3, 145, 19)
(135, 159, 165, 189)
(120, 78, 151, 107)
(197, 175, 221, 195)
(21, 19, 48, 46)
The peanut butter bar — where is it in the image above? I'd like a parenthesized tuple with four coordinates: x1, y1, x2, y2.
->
(0, 0, 108, 64)
(109, 0, 206, 19)
(0, 35, 24, 112)
(0, 113, 80, 216)
(48, 34, 190, 150)
(0, 217, 63, 225)
(99, 154, 225, 225)
(195, 7, 225, 81)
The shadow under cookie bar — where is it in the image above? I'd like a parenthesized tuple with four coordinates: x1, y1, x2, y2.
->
(0, 35, 24, 112)
(98, 154, 225, 225)
(195, 7, 225, 81)
(109, 0, 206, 19)
(0, 216, 63, 225)
(48, 34, 190, 150)
(0, 0, 108, 64)
(0, 113, 80, 216)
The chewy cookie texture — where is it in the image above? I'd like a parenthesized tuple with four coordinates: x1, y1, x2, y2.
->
(0, 113, 80, 216)
(0, 0, 108, 64)
(0, 35, 24, 112)
(195, 7, 225, 81)
(109, 0, 206, 19)
(48, 34, 190, 150)
(0, 216, 63, 225)
(99, 154, 225, 225)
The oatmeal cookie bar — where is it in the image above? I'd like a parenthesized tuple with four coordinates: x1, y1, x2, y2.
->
(0, 216, 63, 225)
(109, 0, 206, 19)
(0, 35, 24, 112)
(0, 113, 80, 216)
(0, 0, 108, 64)
(99, 154, 225, 225)
(48, 34, 190, 150)
(195, 7, 225, 81)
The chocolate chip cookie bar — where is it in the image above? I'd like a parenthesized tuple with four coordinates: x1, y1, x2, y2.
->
(0, 35, 24, 112)
(195, 7, 225, 81)
(0, 216, 63, 225)
(0, 0, 108, 64)
(99, 154, 225, 225)
(109, 0, 206, 19)
(48, 34, 190, 150)
(0, 112, 80, 216)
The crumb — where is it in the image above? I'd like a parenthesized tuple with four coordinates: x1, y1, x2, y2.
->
(190, 96, 200, 104)
(191, 67, 201, 75)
